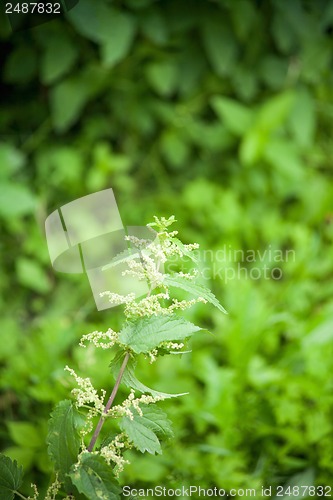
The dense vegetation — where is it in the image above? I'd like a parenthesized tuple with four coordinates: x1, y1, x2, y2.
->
(1, 0, 333, 496)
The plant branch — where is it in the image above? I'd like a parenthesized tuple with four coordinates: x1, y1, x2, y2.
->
(13, 491, 28, 500)
(87, 351, 130, 452)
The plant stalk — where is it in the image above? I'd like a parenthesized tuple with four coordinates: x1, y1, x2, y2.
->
(87, 351, 130, 452)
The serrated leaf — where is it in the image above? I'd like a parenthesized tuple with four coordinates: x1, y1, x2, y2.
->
(47, 400, 82, 483)
(69, 453, 121, 500)
(138, 406, 174, 440)
(164, 275, 227, 314)
(170, 237, 199, 263)
(119, 315, 201, 354)
(111, 352, 187, 399)
(120, 406, 172, 455)
(0, 454, 23, 500)
(122, 416, 161, 454)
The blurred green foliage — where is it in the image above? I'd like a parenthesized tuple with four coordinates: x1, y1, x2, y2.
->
(1, 0, 333, 495)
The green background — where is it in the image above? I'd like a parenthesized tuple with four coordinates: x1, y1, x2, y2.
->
(1, 0, 333, 495)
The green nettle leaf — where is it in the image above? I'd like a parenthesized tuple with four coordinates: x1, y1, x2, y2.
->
(146, 61, 178, 97)
(47, 400, 82, 483)
(138, 405, 174, 440)
(101, 10, 136, 68)
(211, 96, 253, 136)
(0, 454, 23, 500)
(119, 315, 201, 354)
(164, 275, 227, 314)
(121, 405, 173, 455)
(201, 15, 238, 76)
(16, 258, 51, 294)
(50, 66, 106, 132)
(170, 237, 199, 263)
(68, 0, 136, 68)
(111, 353, 187, 399)
(69, 453, 121, 500)
(41, 36, 78, 84)
(256, 91, 295, 132)
(0, 183, 36, 218)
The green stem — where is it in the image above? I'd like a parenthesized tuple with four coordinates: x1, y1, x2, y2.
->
(87, 352, 130, 452)
(14, 491, 28, 500)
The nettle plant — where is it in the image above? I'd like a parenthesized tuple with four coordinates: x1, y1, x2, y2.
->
(0, 216, 226, 500)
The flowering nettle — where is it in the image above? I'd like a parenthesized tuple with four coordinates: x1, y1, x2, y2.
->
(23, 215, 226, 499)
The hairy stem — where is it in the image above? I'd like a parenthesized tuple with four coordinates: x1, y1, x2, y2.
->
(87, 352, 130, 452)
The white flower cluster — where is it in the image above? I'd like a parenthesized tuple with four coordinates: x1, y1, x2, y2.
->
(146, 341, 184, 363)
(28, 483, 39, 500)
(124, 292, 169, 318)
(79, 328, 119, 349)
(147, 348, 158, 363)
(124, 294, 207, 319)
(108, 390, 163, 420)
(100, 432, 130, 475)
(122, 252, 164, 287)
(101, 217, 203, 322)
(65, 366, 106, 412)
(100, 291, 135, 306)
(163, 341, 185, 350)
(177, 270, 199, 280)
(44, 476, 61, 500)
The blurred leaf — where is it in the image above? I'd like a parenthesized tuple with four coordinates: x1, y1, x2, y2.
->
(7, 422, 43, 449)
(139, 7, 168, 45)
(202, 15, 238, 76)
(16, 258, 51, 294)
(256, 91, 295, 131)
(289, 89, 315, 147)
(67, 0, 116, 43)
(211, 96, 253, 135)
(68, 0, 136, 67)
(230, 0, 257, 41)
(0, 144, 25, 179)
(272, 10, 297, 53)
(41, 36, 78, 84)
(146, 61, 178, 97)
(4, 46, 37, 83)
(303, 318, 333, 347)
(161, 129, 189, 167)
(259, 55, 288, 90)
(240, 128, 266, 165)
(50, 66, 106, 131)
(101, 10, 136, 67)
(0, 183, 35, 218)
(264, 139, 304, 182)
(0, 454, 23, 500)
